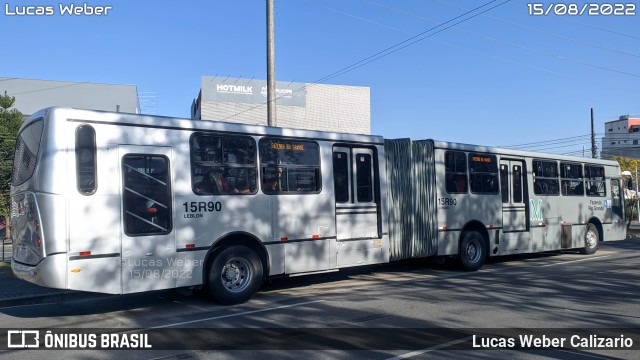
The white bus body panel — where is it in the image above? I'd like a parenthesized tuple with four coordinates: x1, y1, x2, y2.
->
(10, 108, 625, 298)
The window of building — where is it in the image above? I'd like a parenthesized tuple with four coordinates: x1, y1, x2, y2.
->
(445, 151, 467, 193)
(259, 138, 320, 194)
(560, 162, 583, 196)
(76, 125, 97, 195)
(468, 153, 498, 194)
(533, 160, 559, 195)
(585, 165, 606, 197)
(123, 155, 172, 236)
(190, 134, 257, 195)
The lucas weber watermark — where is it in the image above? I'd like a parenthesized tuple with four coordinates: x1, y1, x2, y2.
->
(4, 2, 113, 16)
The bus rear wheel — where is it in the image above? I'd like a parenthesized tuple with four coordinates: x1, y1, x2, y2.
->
(459, 231, 486, 271)
(580, 223, 599, 255)
(207, 245, 263, 305)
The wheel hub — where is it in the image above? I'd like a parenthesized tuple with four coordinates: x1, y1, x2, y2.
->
(586, 231, 597, 248)
(223, 264, 240, 282)
(467, 243, 478, 260)
(220, 258, 252, 293)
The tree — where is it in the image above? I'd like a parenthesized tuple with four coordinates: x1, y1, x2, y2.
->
(611, 156, 640, 228)
(0, 91, 23, 239)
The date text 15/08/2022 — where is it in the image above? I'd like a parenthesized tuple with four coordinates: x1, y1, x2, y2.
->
(527, 3, 635, 16)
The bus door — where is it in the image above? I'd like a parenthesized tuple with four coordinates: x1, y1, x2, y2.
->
(119, 145, 175, 293)
(609, 178, 627, 240)
(499, 159, 528, 250)
(333, 147, 379, 240)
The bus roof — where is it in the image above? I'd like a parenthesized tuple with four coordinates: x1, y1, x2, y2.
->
(430, 140, 620, 167)
(29, 107, 385, 145)
(26, 107, 621, 169)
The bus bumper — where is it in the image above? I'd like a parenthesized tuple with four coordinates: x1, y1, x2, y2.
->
(11, 253, 67, 290)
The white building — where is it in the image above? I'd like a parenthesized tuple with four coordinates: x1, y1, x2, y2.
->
(191, 76, 370, 134)
(0, 77, 140, 121)
(601, 115, 640, 159)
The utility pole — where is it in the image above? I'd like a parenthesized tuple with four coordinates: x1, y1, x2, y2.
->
(591, 108, 597, 158)
(267, 0, 277, 126)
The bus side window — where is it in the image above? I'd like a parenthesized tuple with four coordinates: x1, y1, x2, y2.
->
(512, 165, 524, 203)
(259, 138, 321, 194)
(533, 160, 559, 195)
(123, 155, 172, 236)
(445, 151, 467, 194)
(500, 164, 509, 203)
(76, 125, 97, 195)
(585, 165, 606, 197)
(611, 179, 624, 219)
(190, 134, 257, 195)
(333, 152, 349, 203)
(560, 162, 583, 196)
(468, 153, 498, 195)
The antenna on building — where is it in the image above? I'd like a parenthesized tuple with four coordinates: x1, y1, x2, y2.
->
(139, 92, 158, 115)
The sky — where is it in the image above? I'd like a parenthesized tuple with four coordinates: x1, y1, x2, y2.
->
(1, 0, 638, 156)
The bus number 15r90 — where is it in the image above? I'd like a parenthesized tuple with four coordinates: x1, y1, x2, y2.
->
(183, 201, 222, 213)
(438, 197, 457, 206)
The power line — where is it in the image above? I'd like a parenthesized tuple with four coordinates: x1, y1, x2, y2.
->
(224, 0, 511, 121)
(434, 0, 640, 59)
(357, 0, 640, 81)
(509, 0, 640, 41)
(344, 0, 569, 76)
(309, 0, 511, 85)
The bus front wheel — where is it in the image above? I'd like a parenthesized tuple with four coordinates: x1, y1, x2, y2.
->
(580, 223, 599, 255)
(459, 231, 487, 271)
(207, 245, 263, 305)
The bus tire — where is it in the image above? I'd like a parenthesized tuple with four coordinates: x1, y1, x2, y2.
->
(207, 245, 263, 305)
(459, 231, 486, 271)
(580, 223, 599, 255)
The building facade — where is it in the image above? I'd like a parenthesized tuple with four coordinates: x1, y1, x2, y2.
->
(601, 115, 640, 159)
(191, 76, 370, 134)
(0, 77, 140, 119)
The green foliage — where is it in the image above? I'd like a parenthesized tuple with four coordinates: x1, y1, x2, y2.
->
(0, 91, 23, 219)
(611, 156, 640, 173)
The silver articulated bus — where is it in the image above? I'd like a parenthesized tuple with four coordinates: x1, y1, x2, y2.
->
(10, 108, 627, 304)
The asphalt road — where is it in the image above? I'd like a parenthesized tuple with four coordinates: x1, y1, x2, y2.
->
(0, 238, 639, 360)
